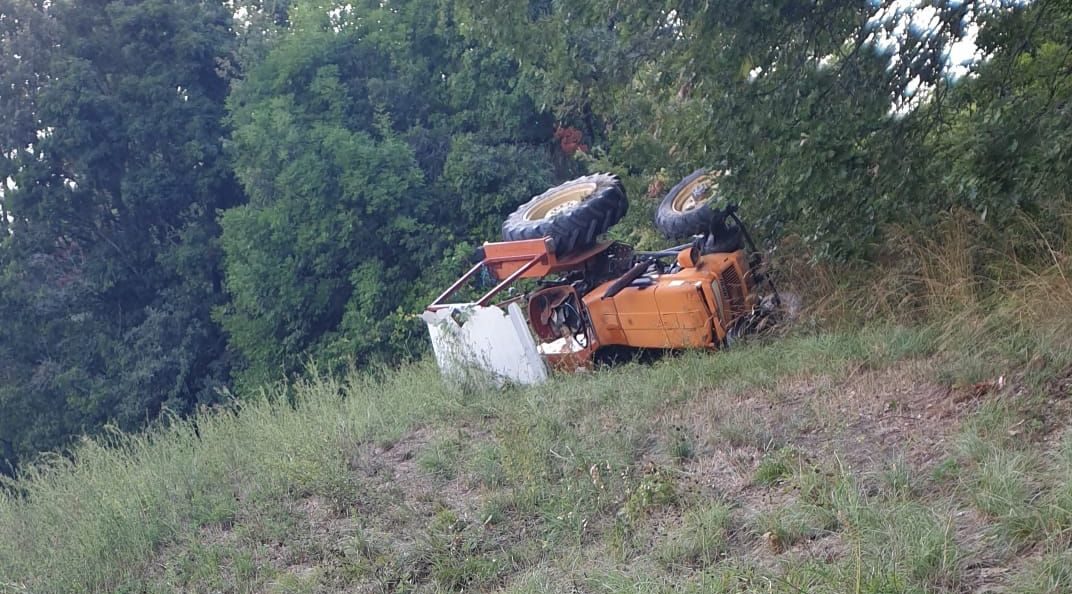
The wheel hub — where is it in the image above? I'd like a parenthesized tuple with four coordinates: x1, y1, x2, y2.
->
(545, 200, 581, 218)
(672, 177, 717, 213)
(681, 184, 709, 211)
(524, 182, 598, 220)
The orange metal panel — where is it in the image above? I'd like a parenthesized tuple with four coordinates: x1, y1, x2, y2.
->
(651, 280, 714, 348)
(430, 239, 617, 310)
(481, 239, 613, 280)
(582, 249, 754, 350)
(584, 279, 713, 349)
(582, 290, 627, 345)
(669, 250, 751, 326)
(597, 314, 628, 345)
(590, 282, 666, 348)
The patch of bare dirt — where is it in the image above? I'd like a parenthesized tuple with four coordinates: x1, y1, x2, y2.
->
(636, 356, 1072, 593)
(781, 531, 847, 565)
(346, 425, 492, 523)
(645, 359, 1008, 574)
(675, 359, 982, 486)
(953, 506, 1016, 593)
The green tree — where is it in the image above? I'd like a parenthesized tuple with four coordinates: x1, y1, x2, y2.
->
(451, 1, 1037, 256)
(0, 0, 242, 470)
(922, 0, 1072, 223)
(218, 0, 554, 389)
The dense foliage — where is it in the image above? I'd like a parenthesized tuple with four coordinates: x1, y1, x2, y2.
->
(217, 0, 554, 390)
(1, 0, 1070, 472)
(0, 0, 243, 473)
(451, 0, 1060, 254)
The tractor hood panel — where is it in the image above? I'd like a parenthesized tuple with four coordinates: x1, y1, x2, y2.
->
(586, 277, 715, 349)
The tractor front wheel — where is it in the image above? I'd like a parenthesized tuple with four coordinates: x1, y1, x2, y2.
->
(655, 169, 727, 239)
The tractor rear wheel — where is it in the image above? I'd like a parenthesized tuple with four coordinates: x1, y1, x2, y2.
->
(655, 169, 726, 239)
(502, 173, 628, 255)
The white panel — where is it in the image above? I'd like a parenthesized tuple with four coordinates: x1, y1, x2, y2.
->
(421, 303, 548, 385)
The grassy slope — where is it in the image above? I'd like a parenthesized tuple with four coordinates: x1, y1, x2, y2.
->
(4, 214, 1072, 593)
(2, 320, 1072, 594)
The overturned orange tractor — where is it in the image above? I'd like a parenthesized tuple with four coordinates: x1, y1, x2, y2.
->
(422, 170, 785, 384)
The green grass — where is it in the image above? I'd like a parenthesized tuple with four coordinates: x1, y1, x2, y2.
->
(1009, 549, 1072, 594)
(653, 502, 733, 569)
(753, 447, 798, 486)
(3, 322, 1072, 593)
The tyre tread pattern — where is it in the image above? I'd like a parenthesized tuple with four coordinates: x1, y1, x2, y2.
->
(502, 173, 628, 255)
(655, 169, 720, 239)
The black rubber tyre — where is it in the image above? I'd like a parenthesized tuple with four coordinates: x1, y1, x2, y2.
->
(502, 173, 628, 255)
(655, 169, 725, 239)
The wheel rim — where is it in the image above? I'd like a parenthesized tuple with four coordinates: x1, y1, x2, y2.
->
(671, 175, 719, 213)
(525, 183, 597, 220)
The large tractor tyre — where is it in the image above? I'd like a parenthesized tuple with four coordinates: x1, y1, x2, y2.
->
(502, 173, 628, 255)
(655, 169, 726, 239)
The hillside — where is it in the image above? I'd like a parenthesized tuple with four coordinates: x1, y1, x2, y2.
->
(3, 316, 1072, 593)
(3, 1, 1072, 590)
(6, 0, 1072, 474)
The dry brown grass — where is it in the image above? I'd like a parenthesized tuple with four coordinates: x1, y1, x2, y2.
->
(778, 209, 1072, 325)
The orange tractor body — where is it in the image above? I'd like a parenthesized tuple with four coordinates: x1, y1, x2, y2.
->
(422, 170, 781, 384)
(426, 236, 767, 377)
